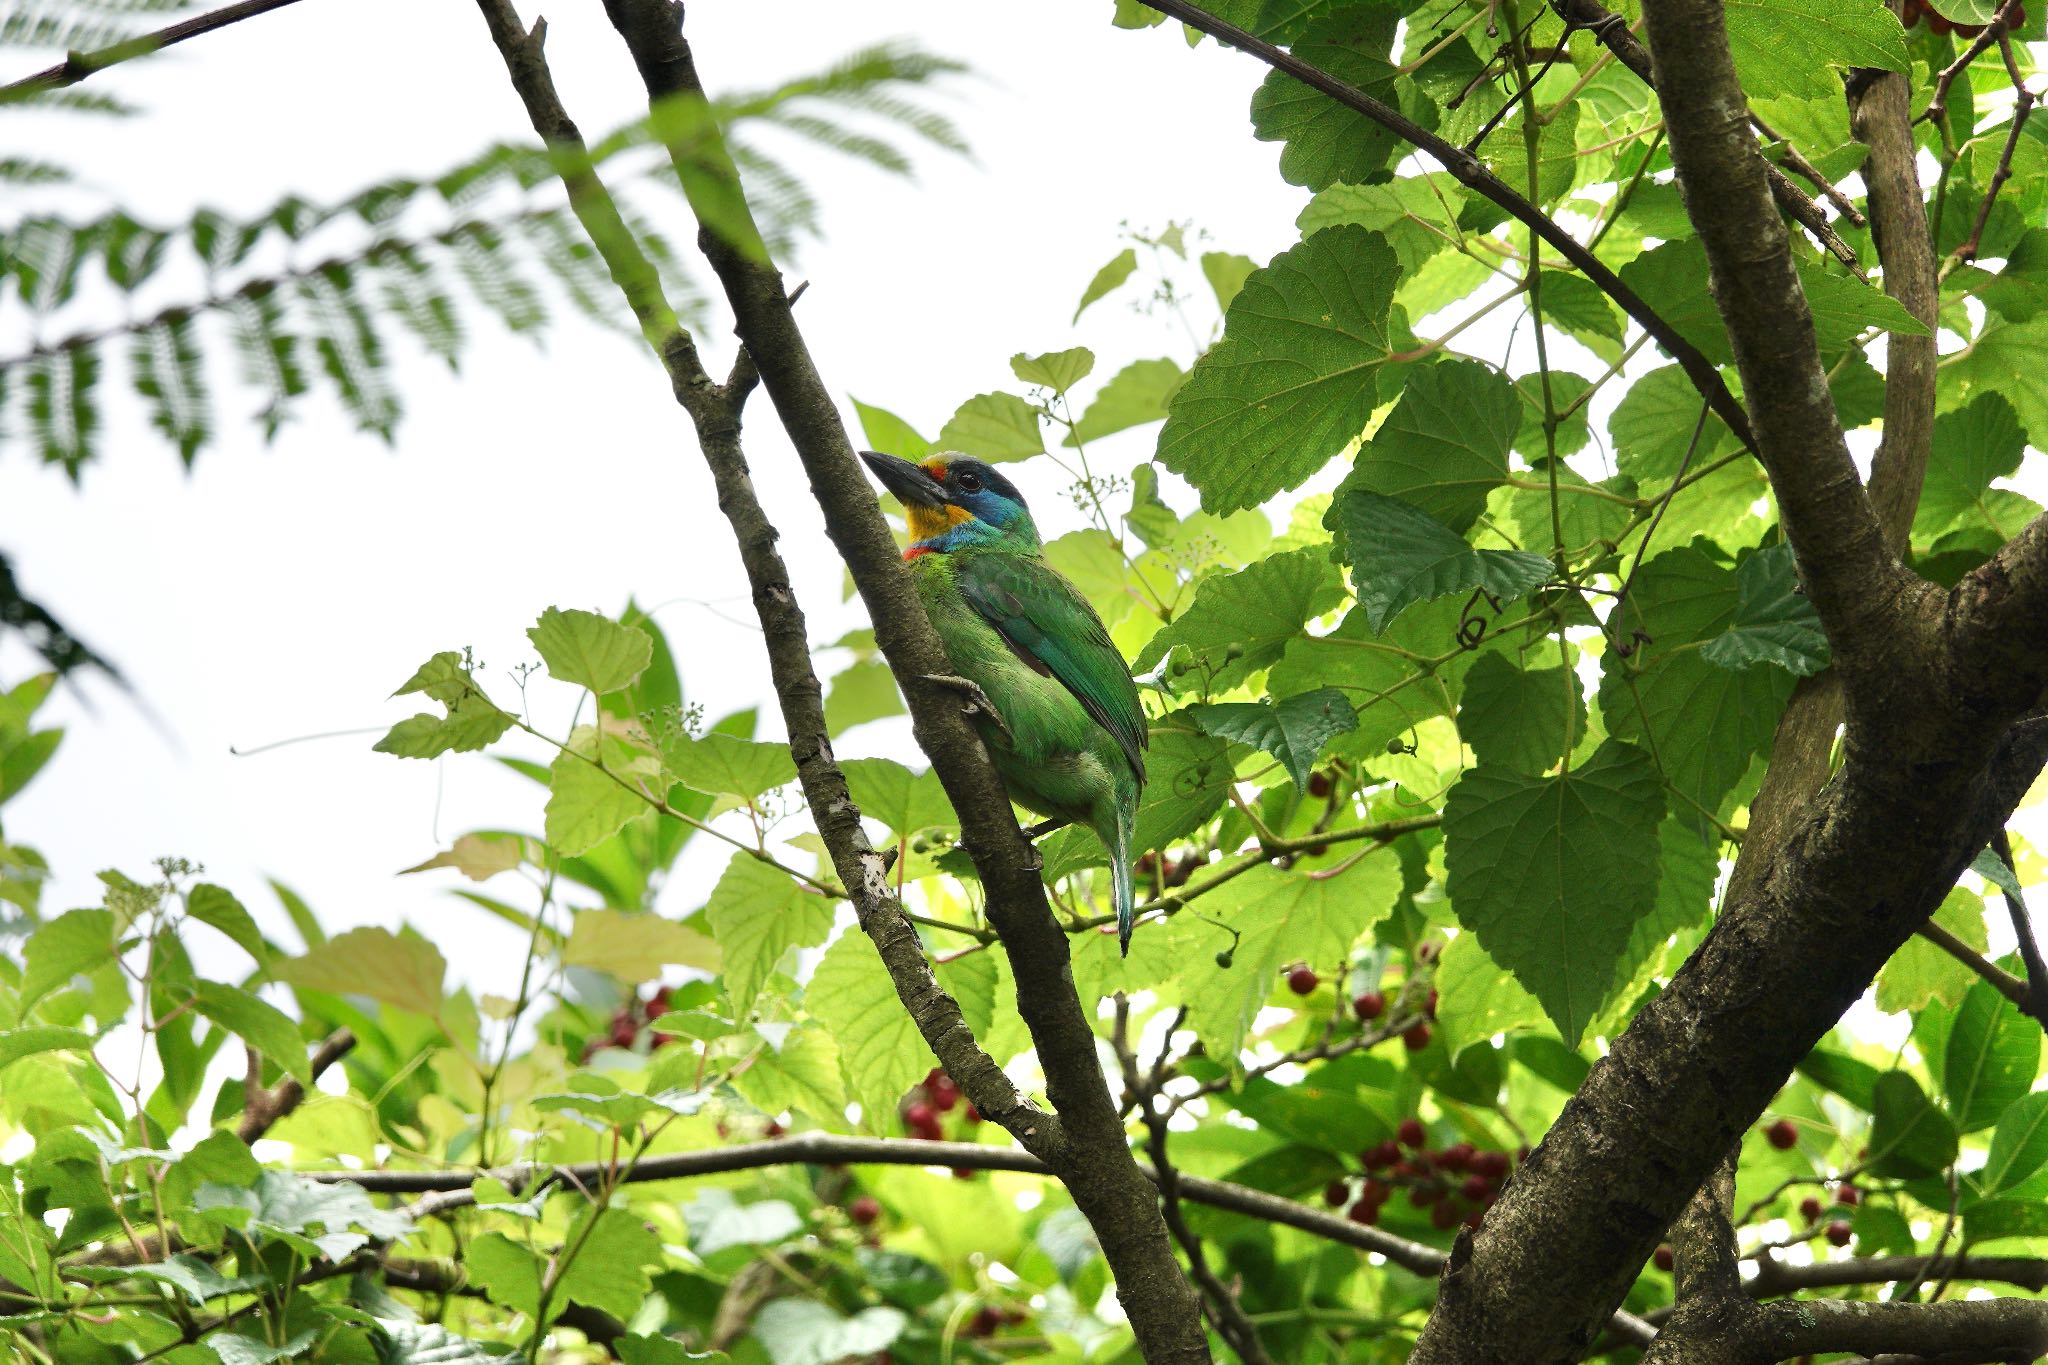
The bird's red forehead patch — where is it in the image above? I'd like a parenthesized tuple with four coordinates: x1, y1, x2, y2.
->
(922, 460, 948, 481)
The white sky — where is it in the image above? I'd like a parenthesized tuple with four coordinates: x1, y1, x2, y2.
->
(0, 1, 1311, 989)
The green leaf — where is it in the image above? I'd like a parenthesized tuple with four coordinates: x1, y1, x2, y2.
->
(547, 727, 663, 857)
(1914, 394, 2029, 543)
(661, 730, 796, 802)
(824, 657, 905, 733)
(1064, 358, 1183, 447)
(1434, 932, 1549, 1060)
(1443, 742, 1666, 1046)
(1609, 364, 1740, 478)
(1268, 595, 1495, 756)
(191, 982, 308, 1084)
(466, 1232, 543, 1320)
(562, 908, 721, 983)
(1798, 1047, 1882, 1111)
(807, 932, 927, 1130)
(1940, 316, 2048, 462)
(751, 1300, 907, 1365)
(1971, 842, 2025, 905)
(1982, 1091, 2048, 1194)
(1157, 225, 1401, 513)
(1337, 359, 1522, 533)
(1964, 1196, 2048, 1246)
(683, 1188, 803, 1257)
(23, 907, 117, 1006)
(1131, 546, 1345, 691)
(118, 1254, 263, 1306)
(1942, 978, 2038, 1133)
(1457, 652, 1585, 775)
(1619, 818, 1722, 977)
(936, 391, 1044, 463)
(1699, 543, 1830, 676)
(1795, 259, 1930, 348)
(534, 1081, 706, 1127)
(729, 1027, 846, 1128)
(1297, 178, 1457, 275)
(851, 396, 931, 459)
(1540, 273, 1624, 359)
(373, 697, 512, 760)
(1073, 247, 1138, 322)
(528, 607, 653, 695)
(1189, 688, 1358, 790)
(1618, 240, 1733, 366)
(1200, 251, 1257, 313)
(1975, 228, 2048, 323)
(210, 1330, 318, 1365)
(1867, 1069, 1958, 1178)
(840, 757, 953, 837)
(185, 884, 270, 965)
(1335, 490, 1551, 632)
(1599, 546, 1794, 826)
(372, 1321, 501, 1364)
(0, 1026, 95, 1074)
(1724, 0, 1906, 100)
(1249, 7, 1402, 190)
(555, 1205, 662, 1321)
(1876, 888, 1988, 1013)
(276, 926, 446, 1019)
(705, 854, 832, 1020)
(1010, 347, 1095, 395)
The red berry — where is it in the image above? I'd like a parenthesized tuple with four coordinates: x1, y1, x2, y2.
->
(1391, 1159, 1424, 1180)
(1398, 1117, 1427, 1148)
(610, 1018, 637, 1047)
(968, 1306, 1002, 1337)
(1404, 1022, 1433, 1051)
(1306, 842, 1330, 856)
(1825, 1220, 1853, 1247)
(1362, 1177, 1390, 1204)
(1307, 771, 1334, 798)
(929, 1079, 960, 1113)
(1834, 1185, 1861, 1207)
(644, 994, 669, 1020)
(1654, 1244, 1675, 1272)
(1136, 851, 1159, 875)
(953, 1167, 976, 1180)
(1348, 1198, 1381, 1225)
(765, 1119, 786, 1138)
(1472, 1150, 1510, 1179)
(1324, 1180, 1350, 1206)
(849, 1195, 881, 1226)
(1799, 1196, 1823, 1221)
(905, 1102, 936, 1128)
(1361, 1140, 1396, 1168)
(1462, 1175, 1492, 1202)
(1354, 990, 1387, 1021)
(1286, 965, 1319, 995)
(1438, 1142, 1474, 1171)
(1430, 1201, 1461, 1229)
(1408, 1183, 1443, 1208)
(1416, 940, 1440, 964)
(963, 1103, 981, 1124)
(1764, 1119, 1798, 1151)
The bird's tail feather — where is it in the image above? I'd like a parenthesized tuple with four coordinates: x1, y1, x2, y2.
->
(1112, 811, 1135, 957)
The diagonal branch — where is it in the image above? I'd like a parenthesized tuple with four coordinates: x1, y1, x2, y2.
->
(0, 0, 318, 102)
(1134, 0, 1756, 453)
(591, 3, 1210, 1357)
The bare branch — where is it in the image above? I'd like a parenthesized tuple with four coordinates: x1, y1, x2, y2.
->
(235, 1029, 355, 1144)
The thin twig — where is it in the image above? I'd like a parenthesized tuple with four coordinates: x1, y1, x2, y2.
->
(0, 0, 318, 101)
(234, 1029, 356, 1143)
(1956, 35, 2037, 264)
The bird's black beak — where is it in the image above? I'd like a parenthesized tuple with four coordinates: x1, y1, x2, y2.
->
(860, 450, 949, 509)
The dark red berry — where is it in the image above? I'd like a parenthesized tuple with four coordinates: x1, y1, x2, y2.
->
(1408, 1183, 1443, 1208)
(1287, 965, 1319, 995)
(1404, 1022, 1433, 1051)
(1416, 940, 1440, 964)
(765, 1119, 786, 1138)
(644, 994, 669, 1020)
(964, 1103, 981, 1124)
(1348, 1198, 1381, 1225)
(1834, 1185, 1861, 1207)
(1324, 1180, 1350, 1206)
(849, 1195, 881, 1226)
(1354, 990, 1386, 1021)
(1398, 1117, 1427, 1148)
(1307, 771, 1334, 798)
(928, 1078, 960, 1113)
(1472, 1150, 1510, 1180)
(1430, 1201, 1461, 1229)
(953, 1167, 976, 1180)
(1362, 1178, 1390, 1204)
(1654, 1244, 1675, 1272)
(1825, 1220, 1853, 1247)
(1438, 1142, 1474, 1171)
(968, 1306, 1003, 1337)
(1462, 1175, 1492, 1202)
(906, 1102, 936, 1128)
(1306, 842, 1330, 856)
(1799, 1196, 1823, 1222)
(1362, 1140, 1399, 1168)
(1136, 851, 1159, 875)
(1764, 1119, 1798, 1151)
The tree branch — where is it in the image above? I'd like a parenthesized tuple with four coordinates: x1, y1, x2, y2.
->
(235, 1028, 354, 1143)
(1643, 1151, 1750, 1364)
(583, 4, 1209, 1357)
(0, 0, 317, 102)
(1134, 0, 1756, 453)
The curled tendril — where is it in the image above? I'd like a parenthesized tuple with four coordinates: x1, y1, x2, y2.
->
(1457, 586, 1505, 649)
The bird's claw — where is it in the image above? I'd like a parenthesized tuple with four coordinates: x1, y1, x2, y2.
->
(922, 674, 1013, 746)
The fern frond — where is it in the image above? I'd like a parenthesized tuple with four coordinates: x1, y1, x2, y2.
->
(25, 345, 98, 477)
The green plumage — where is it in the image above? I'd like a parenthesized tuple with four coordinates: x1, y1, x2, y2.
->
(861, 451, 1147, 952)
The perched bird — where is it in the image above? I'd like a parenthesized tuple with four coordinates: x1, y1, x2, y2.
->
(860, 451, 1148, 953)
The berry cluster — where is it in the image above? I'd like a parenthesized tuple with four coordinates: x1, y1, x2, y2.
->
(901, 1067, 981, 1174)
(580, 984, 679, 1062)
(1349, 982, 1437, 1048)
(1797, 1185, 1861, 1247)
(1899, 0, 2024, 32)
(1327, 1117, 1519, 1230)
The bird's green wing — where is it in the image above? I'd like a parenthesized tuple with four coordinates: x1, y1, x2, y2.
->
(955, 551, 1147, 783)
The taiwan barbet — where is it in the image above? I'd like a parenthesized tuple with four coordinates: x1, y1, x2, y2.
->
(860, 451, 1147, 953)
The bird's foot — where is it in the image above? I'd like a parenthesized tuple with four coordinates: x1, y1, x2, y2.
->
(921, 674, 1013, 746)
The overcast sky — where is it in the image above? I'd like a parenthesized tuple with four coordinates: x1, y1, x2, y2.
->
(0, 1, 1316, 989)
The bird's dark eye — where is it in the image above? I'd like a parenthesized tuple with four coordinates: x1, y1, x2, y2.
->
(957, 471, 983, 493)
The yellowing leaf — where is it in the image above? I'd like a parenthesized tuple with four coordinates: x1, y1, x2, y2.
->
(562, 909, 721, 983)
(276, 926, 446, 1019)
(400, 833, 528, 882)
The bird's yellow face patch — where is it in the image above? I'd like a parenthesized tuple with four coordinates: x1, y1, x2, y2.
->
(907, 501, 976, 541)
